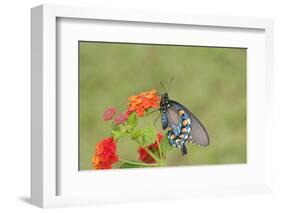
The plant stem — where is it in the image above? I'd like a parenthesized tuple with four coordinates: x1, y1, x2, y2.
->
(119, 159, 158, 167)
(132, 137, 161, 163)
(142, 146, 161, 163)
(155, 133, 163, 161)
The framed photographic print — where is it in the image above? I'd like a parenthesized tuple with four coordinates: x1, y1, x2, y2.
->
(31, 4, 274, 208)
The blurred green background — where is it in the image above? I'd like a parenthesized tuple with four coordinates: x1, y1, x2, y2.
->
(79, 41, 246, 170)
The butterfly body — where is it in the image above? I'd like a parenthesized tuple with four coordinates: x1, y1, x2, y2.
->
(160, 93, 209, 155)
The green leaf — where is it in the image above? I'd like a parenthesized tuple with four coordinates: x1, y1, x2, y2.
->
(111, 124, 120, 131)
(111, 130, 127, 140)
(126, 112, 137, 130)
(160, 135, 173, 156)
(142, 127, 156, 146)
(131, 129, 142, 141)
(120, 162, 147, 168)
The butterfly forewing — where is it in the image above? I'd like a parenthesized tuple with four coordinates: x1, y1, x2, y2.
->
(169, 100, 210, 146)
(166, 105, 181, 129)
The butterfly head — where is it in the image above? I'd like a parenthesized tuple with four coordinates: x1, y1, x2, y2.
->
(160, 93, 170, 110)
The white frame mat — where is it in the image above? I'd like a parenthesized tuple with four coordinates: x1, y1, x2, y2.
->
(31, 4, 274, 208)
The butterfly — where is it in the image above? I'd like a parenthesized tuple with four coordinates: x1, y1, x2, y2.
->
(159, 80, 209, 155)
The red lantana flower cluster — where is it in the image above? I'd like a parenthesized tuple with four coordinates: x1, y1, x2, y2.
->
(127, 89, 160, 117)
(138, 133, 163, 164)
(92, 137, 118, 169)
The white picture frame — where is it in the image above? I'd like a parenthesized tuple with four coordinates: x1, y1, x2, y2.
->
(31, 4, 274, 208)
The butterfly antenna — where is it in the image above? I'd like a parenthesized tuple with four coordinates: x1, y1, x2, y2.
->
(160, 81, 167, 93)
(168, 77, 174, 92)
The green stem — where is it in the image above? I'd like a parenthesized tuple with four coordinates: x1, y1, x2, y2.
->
(142, 146, 161, 163)
(155, 133, 163, 161)
(134, 136, 162, 165)
(119, 159, 158, 167)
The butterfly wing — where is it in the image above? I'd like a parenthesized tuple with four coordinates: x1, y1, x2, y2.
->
(169, 100, 210, 146)
(165, 104, 184, 136)
(164, 103, 191, 155)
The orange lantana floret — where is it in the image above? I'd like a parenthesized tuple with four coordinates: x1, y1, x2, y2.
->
(127, 89, 160, 117)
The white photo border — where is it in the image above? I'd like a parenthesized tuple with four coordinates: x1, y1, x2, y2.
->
(31, 4, 274, 208)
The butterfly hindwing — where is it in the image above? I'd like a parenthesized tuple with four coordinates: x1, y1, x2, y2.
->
(169, 100, 209, 147)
